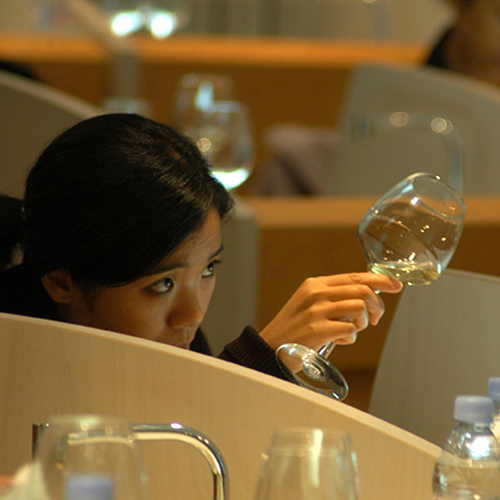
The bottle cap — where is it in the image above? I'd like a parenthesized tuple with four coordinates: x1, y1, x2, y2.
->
(65, 474, 114, 500)
(454, 395, 494, 423)
(488, 378, 500, 402)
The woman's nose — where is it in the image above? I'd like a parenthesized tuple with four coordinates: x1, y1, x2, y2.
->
(168, 293, 205, 329)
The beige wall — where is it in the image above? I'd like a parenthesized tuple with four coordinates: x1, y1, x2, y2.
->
(388, 0, 454, 44)
(0, 0, 34, 31)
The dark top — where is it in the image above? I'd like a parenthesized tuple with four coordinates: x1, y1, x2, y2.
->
(0, 263, 287, 381)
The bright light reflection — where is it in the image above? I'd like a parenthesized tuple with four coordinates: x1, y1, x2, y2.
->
(212, 168, 250, 190)
(469, 436, 491, 458)
(410, 196, 419, 206)
(389, 111, 409, 128)
(150, 13, 177, 38)
(195, 82, 215, 111)
(431, 117, 453, 135)
(110, 9, 179, 38)
(197, 137, 212, 153)
(111, 11, 142, 36)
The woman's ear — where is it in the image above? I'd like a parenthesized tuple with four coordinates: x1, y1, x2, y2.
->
(41, 270, 73, 304)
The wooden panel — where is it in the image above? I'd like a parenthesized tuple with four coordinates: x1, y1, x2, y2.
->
(0, 312, 440, 500)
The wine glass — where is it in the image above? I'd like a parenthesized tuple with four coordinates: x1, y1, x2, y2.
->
(358, 172, 466, 285)
(172, 74, 255, 191)
(254, 428, 359, 500)
(277, 172, 466, 400)
(30, 415, 148, 500)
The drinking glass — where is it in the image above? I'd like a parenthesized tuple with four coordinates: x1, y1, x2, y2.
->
(254, 428, 359, 500)
(30, 415, 147, 500)
(30, 415, 228, 500)
(277, 172, 466, 400)
(172, 74, 255, 191)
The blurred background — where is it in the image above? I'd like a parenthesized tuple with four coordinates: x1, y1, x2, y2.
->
(1, 0, 453, 44)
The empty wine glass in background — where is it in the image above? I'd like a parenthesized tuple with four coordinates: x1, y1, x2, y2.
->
(277, 172, 466, 400)
(254, 428, 359, 500)
(172, 73, 255, 191)
(186, 101, 255, 190)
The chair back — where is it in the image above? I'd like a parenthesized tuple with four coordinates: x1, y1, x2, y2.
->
(369, 268, 500, 446)
(0, 69, 99, 197)
(0, 312, 439, 500)
(333, 63, 500, 195)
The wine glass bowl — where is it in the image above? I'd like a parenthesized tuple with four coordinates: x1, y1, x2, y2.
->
(254, 428, 359, 500)
(187, 100, 255, 190)
(172, 74, 255, 191)
(358, 172, 466, 286)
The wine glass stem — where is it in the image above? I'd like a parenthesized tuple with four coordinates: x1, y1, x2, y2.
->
(318, 341, 336, 358)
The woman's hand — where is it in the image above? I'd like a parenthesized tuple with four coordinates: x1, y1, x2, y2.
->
(259, 273, 403, 352)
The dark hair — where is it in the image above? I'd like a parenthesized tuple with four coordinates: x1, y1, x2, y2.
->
(0, 113, 233, 286)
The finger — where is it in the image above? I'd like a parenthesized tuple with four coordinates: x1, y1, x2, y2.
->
(327, 301, 370, 331)
(322, 285, 385, 325)
(325, 319, 358, 346)
(319, 273, 403, 294)
(323, 319, 358, 347)
(334, 330, 357, 346)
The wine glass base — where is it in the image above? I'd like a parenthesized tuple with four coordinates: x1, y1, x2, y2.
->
(276, 343, 349, 401)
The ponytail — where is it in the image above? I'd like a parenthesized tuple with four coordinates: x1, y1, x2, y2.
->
(0, 194, 24, 271)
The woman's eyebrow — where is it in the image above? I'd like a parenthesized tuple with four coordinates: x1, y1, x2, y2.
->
(210, 244, 224, 259)
(150, 244, 224, 276)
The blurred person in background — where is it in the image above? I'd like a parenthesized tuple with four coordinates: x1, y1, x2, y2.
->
(427, 0, 500, 87)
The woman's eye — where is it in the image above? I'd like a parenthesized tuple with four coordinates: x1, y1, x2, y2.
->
(202, 260, 221, 278)
(150, 277, 174, 294)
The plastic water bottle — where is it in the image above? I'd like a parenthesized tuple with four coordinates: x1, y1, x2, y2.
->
(432, 395, 500, 500)
(488, 378, 500, 442)
(65, 475, 114, 500)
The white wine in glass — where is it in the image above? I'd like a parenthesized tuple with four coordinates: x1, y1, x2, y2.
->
(358, 172, 466, 286)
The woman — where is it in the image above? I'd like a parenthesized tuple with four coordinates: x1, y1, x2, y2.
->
(0, 113, 401, 380)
